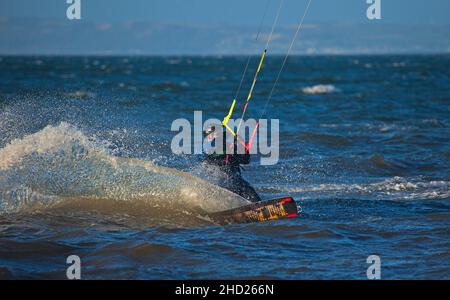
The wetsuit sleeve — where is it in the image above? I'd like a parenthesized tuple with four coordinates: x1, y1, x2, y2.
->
(205, 153, 228, 166)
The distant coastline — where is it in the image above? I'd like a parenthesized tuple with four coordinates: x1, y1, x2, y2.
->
(1, 18, 449, 56)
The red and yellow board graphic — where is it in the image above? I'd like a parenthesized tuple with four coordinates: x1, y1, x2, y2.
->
(210, 197, 299, 225)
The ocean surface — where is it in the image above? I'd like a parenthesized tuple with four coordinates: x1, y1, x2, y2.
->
(0, 55, 449, 279)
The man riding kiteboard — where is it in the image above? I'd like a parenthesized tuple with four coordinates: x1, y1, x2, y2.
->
(202, 124, 261, 202)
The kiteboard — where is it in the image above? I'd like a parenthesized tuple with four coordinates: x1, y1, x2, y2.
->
(209, 197, 299, 225)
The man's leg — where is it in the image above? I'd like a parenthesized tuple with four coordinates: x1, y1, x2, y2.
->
(230, 175, 261, 202)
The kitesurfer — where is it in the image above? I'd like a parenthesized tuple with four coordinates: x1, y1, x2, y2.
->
(202, 124, 261, 202)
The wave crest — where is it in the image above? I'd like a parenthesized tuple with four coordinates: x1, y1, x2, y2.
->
(0, 122, 249, 218)
(274, 176, 449, 201)
(301, 84, 340, 95)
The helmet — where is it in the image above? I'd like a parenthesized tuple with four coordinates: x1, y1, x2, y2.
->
(203, 125, 216, 137)
(203, 124, 223, 138)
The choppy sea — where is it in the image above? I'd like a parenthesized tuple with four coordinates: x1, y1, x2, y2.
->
(0, 55, 449, 279)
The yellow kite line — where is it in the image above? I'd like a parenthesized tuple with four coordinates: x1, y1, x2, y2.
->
(222, 49, 266, 137)
(222, 0, 284, 138)
(222, 98, 237, 137)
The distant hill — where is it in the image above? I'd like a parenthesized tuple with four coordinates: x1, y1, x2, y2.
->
(1, 18, 449, 55)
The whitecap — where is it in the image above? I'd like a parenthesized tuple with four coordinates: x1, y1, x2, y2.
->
(301, 84, 340, 95)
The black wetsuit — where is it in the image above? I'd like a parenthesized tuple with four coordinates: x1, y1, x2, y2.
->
(203, 131, 261, 202)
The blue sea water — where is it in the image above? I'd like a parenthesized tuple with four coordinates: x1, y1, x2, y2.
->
(0, 55, 449, 279)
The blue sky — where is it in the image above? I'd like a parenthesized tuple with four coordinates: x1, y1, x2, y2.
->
(1, 0, 449, 24)
(0, 0, 449, 55)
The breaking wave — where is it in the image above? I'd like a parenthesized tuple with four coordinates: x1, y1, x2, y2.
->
(272, 177, 449, 201)
(301, 84, 340, 95)
(0, 122, 249, 223)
